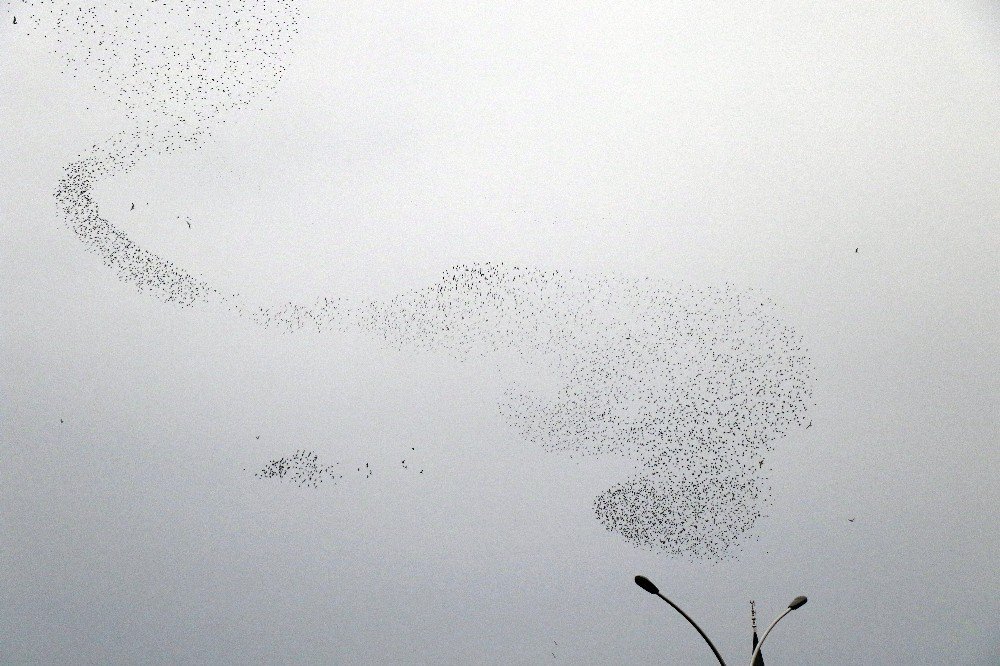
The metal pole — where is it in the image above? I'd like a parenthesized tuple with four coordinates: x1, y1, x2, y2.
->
(653, 591, 728, 666)
(748, 607, 793, 666)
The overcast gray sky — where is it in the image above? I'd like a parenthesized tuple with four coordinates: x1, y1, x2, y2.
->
(2, 1, 998, 663)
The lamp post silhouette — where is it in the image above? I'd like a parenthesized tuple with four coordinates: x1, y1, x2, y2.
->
(748, 596, 807, 666)
(633, 575, 728, 665)
(634, 576, 808, 665)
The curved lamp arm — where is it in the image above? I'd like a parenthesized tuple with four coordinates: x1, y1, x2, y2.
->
(634, 576, 727, 666)
(749, 596, 807, 666)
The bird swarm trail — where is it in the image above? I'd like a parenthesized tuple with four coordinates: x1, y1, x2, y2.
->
(23, 0, 814, 559)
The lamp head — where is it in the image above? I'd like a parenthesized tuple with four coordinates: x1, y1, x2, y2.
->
(634, 575, 659, 595)
(788, 596, 808, 610)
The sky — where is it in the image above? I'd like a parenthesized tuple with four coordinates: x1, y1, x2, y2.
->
(2, 1, 998, 663)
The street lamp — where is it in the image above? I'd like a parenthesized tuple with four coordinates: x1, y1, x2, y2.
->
(633, 575, 728, 666)
(748, 596, 808, 665)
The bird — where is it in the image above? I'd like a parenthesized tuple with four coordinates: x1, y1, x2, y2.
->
(255, 435, 260, 440)
(13, 16, 16, 24)
(855, 248, 858, 253)
(758, 460, 764, 468)
(848, 518, 856, 523)
(186, 219, 191, 229)
(59, 418, 63, 423)
(806, 420, 812, 428)
(130, 203, 135, 210)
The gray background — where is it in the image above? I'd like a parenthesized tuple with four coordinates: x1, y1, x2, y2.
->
(2, 1, 998, 663)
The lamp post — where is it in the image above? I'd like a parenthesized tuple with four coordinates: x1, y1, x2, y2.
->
(633, 576, 808, 665)
(748, 596, 808, 666)
(633, 575, 728, 666)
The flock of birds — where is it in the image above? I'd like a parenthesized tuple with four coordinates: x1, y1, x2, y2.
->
(20, 0, 815, 559)
(22, 0, 299, 308)
(254, 446, 425, 488)
(366, 265, 815, 558)
(254, 449, 340, 489)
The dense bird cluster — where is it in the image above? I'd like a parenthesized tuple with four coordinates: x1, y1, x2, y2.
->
(359, 264, 813, 559)
(255, 449, 339, 488)
(254, 451, 425, 487)
(21, 0, 299, 306)
(53, 130, 223, 306)
(22, 1, 815, 558)
(251, 266, 814, 557)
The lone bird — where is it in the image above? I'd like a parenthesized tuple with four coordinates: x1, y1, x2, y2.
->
(848, 518, 856, 523)
(855, 247, 858, 253)
(130, 203, 135, 210)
